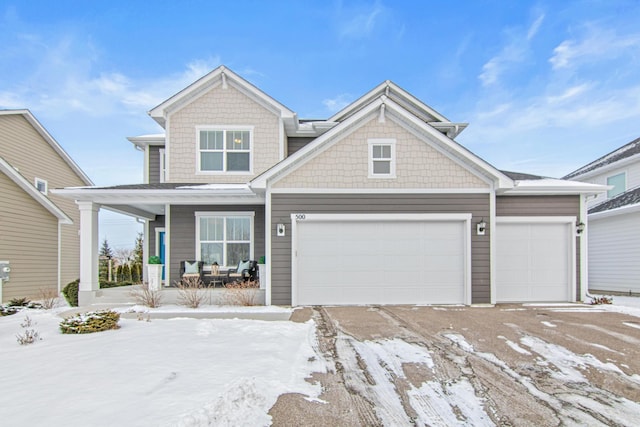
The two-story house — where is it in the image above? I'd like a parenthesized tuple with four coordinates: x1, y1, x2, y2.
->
(0, 110, 93, 302)
(564, 137, 640, 295)
(56, 66, 606, 306)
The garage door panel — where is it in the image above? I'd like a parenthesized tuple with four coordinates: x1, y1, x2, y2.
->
(496, 220, 572, 303)
(295, 218, 467, 305)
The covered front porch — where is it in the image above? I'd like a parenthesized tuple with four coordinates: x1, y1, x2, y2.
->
(53, 183, 267, 306)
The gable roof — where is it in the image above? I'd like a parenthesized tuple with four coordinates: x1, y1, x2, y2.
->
(0, 156, 72, 224)
(564, 136, 640, 179)
(328, 80, 468, 139)
(252, 94, 512, 190)
(148, 66, 296, 128)
(0, 110, 93, 186)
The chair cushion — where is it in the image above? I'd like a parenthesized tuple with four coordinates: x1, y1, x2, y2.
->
(182, 273, 200, 278)
(184, 261, 199, 274)
(237, 260, 251, 274)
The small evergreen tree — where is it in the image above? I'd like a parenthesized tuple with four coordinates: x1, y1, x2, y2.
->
(99, 239, 114, 282)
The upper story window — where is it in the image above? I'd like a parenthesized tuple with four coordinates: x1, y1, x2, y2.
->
(368, 138, 396, 178)
(34, 178, 47, 194)
(198, 127, 252, 173)
(606, 172, 626, 198)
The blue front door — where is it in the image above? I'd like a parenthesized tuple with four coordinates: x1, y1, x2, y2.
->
(159, 231, 166, 280)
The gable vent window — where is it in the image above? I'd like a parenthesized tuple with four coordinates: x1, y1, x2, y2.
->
(606, 172, 626, 198)
(35, 178, 48, 194)
(198, 128, 252, 173)
(368, 138, 396, 178)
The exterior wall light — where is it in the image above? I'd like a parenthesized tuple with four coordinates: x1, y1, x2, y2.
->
(576, 222, 586, 235)
(476, 218, 487, 236)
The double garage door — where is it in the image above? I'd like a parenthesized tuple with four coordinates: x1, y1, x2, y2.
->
(292, 214, 575, 305)
(293, 214, 470, 306)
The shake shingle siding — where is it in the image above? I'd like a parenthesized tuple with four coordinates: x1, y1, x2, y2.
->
(271, 193, 491, 305)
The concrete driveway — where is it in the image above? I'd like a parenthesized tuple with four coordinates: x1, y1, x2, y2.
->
(270, 304, 640, 426)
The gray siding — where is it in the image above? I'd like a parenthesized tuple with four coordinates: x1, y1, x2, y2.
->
(496, 195, 582, 300)
(286, 137, 315, 156)
(148, 146, 162, 184)
(271, 193, 490, 305)
(169, 205, 265, 285)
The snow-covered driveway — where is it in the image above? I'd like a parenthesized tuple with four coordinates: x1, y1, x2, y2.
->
(273, 303, 640, 426)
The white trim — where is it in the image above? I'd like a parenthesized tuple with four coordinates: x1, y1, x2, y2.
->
(143, 220, 150, 283)
(143, 146, 150, 184)
(165, 122, 171, 182)
(165, 204, 171, 286)
(57, 222, 62, 294)
(489, 190, 496, 305)
(368, 138, 396, 179)
(159, 148, 166, 183)
(265, 191, 272, 305)
(579, 194, 588, 302)
(194, 211, 255, 268)
(278, 118, 285, 161)
(565, 152, 640, 181)
(268, 187, 492, 194)
(290, 213, 472, 306)
(195, 126, 254, 174)
(605, 170, 626, 199)
(495, 216, 577, 303)
(589, 202, 640, 220)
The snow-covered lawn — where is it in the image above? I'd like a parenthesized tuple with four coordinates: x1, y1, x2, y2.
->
(0, 305, 324, 427)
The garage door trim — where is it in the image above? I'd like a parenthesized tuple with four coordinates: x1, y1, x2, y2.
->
(291, 213, 473, 306)
(495, 216, 576, 303)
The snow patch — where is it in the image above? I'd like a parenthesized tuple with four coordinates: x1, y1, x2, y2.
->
(498, 335, 532, 356)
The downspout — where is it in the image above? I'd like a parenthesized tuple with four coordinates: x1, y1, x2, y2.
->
(58, 221, 62, 293)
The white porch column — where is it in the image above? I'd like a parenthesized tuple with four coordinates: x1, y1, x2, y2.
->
(77, 201, 100, 305)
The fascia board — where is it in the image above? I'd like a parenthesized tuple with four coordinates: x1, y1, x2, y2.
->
(252, 98, 385, 189)
(1, 110, 94, 186)
(382, 97, 513, 189)
(498, 182, 609, 196)
(128, 134, 166, 150)
(0, 156, 73, 224)
(589, 202, 640, 220)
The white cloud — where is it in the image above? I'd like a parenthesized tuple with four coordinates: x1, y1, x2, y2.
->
(478, 12, 545, 87)
(336, 1, 386, 39)
(322, 93, 353, 113)
(550, 25, 640, 70)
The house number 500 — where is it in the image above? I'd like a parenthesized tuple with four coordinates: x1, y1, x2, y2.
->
(295, 214, 306, 220)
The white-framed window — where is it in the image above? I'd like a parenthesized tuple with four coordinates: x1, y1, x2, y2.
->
(197, 127, 252, 173)
(368, 138, 396, 178)
(159, 148, 166, 183)
(34, 178, 47, 194)
(606, 172, 626, 198)
(195, 212, 254, 268)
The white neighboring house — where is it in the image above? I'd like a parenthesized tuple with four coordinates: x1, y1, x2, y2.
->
(564, 137, 640, 295)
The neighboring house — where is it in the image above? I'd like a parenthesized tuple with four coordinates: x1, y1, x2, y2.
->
(0, 110, 93, 302)
(564, 137, 640, 295)
(56, 66, 605, 306)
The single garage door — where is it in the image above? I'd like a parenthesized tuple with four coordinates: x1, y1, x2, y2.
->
(293, 214, 470, 306)
(496, 218, 575, 303)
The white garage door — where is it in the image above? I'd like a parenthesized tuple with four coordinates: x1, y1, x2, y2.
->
(293, 214, 470, 306)
(496, 219, 574, 303)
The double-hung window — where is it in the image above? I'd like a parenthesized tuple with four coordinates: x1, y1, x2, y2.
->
(198, 128, 252, 173)
(368, 138, 396, 178)
(196, 212, 254, 268)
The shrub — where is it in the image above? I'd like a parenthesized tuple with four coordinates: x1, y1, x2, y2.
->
(129, 284, 163, 308)
(16, 316, 41, 345)
(590, 295, 613, 305)
(175, 276, 207, 308)
(0, 305, 20, 316)
(148, 256, 162, 264)
(221, 280, 260, 306)
(62, 279, 79, 307)
(59, 310, 120, 334)
(38, 287, 60, 310)
(100, 281, 134, 289)
(8, 297, 30, 307)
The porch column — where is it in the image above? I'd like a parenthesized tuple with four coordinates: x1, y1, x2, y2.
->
(77, 201, 100, 305)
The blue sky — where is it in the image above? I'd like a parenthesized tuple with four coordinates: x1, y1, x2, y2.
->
(2, 0, 640, 249)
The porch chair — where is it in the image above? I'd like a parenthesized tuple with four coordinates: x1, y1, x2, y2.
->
(226, 260, 258, 283)
(179, 260, 204, 281)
